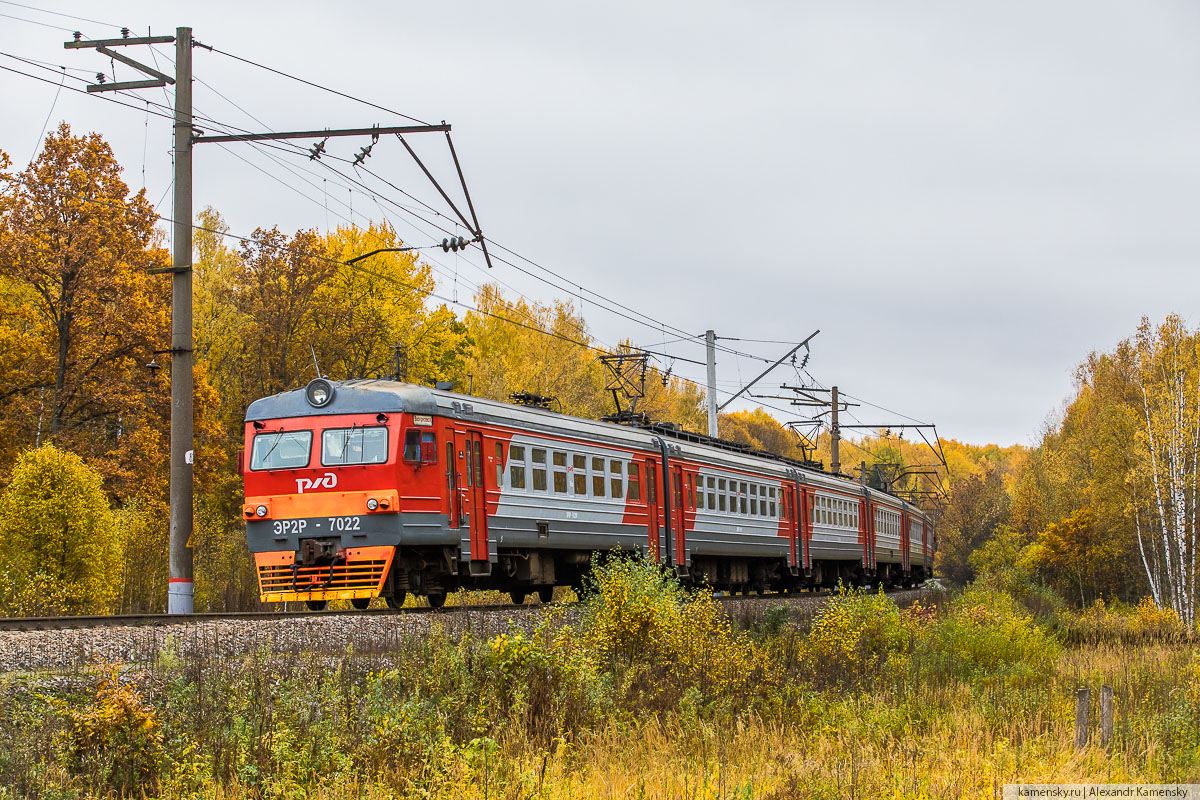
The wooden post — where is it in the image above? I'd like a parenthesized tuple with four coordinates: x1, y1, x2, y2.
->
(1100, 685, 1114, 749)
(1074, 688, 1090, 749)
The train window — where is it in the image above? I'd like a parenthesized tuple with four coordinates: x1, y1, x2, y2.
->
(628, 462, 641, 501)
(749, 483, 757, 516)
(464, 443, 473, 487)
(687, 477, 695, 510)
(474, 441, 483, 487)
(706, 476, 716, 510)
(610, 460, 624, 499)
(250, 430, 312, 470)
(495, 443, 504, 486)
(696, 483, 704, 510)
(532, 448, 547, 491)
(770, 499, 777, 518)
(718, 488, 726, 512)
(672, 472, 682, 509)
(573, 454, 587, 495)
(739, 482, 747, 515)
(323, 426, 389, 467)
(553, 451, 568, 494)
(592, 456, 606, 497)
(509, 445, 526, 490)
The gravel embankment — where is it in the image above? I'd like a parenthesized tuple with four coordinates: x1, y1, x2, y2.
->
(0, 589, 932, 674)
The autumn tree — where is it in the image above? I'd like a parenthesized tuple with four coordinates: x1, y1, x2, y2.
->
(934, 468, 1011, 585)
(0, 445, 121, 615)
(718, 408, 808, 459)
(463, 283, 609, 417)
(0, 125, 185, 499)
(1127, 316, 1200, 622)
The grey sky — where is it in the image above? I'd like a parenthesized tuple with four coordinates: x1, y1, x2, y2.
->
(3, 1, 1199, 447)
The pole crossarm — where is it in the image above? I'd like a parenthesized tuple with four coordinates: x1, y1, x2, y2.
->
(88, 78, 167, 93)
(716, 329, 819, 412)
(193, 123, 450, 145)
(65, 35, 175, 48)
(837, 423, 938, 429)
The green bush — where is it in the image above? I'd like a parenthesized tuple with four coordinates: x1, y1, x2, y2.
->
(799, 584, 908, 689)
(577, 552, 769, 708)
(0, 444, 121, 615)
(916, 585, 1061, 687)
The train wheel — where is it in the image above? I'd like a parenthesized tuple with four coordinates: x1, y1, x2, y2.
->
(385, 592, 407, 609)
(351, 597, 371, 610)
(305, 600, 327, 611)
(427, 591, 446, 609)
(537, 586, 553, 604)
(510, 589, 528, 605)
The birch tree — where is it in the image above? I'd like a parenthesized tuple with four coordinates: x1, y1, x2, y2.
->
(1131, 315, 1199, 624)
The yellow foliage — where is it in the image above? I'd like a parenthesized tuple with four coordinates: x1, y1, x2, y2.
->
(66, 669, 163, 795)
(578, 554, 769, 705)
(0, 444, 121, 615)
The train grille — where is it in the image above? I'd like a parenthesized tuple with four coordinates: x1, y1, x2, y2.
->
(254, 546, 394, 602)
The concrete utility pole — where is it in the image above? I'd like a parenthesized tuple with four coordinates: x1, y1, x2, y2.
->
(705, 330, 718, 438)
(830, 385, 840, 477)
(168, 27, 195, 614)
(68, 27, 484, 613)
(66, 26, 194, 613)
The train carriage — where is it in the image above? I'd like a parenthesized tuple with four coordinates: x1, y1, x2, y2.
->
(242, 378, 935, 609)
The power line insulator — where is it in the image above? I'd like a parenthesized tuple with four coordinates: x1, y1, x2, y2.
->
(353, 143, 374, 166)
(441, 236, 468, 252)
(308, 138, 328, 161)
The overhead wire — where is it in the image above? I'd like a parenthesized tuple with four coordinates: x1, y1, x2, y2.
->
(1, 35, 835, 426)
(0, 0, 122, 30)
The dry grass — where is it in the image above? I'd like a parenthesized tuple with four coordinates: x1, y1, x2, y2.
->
(2, 565, 1198, 799)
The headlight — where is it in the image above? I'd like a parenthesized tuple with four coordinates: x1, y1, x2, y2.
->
(255, 505, 268, 517)
(366, 498, 379, 511)
(305, 378, 334, 408)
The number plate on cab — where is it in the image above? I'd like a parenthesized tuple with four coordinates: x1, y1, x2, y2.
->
(270, 516, 363, 536)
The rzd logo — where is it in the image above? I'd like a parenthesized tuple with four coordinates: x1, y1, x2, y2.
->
(295, 472, 337, 494)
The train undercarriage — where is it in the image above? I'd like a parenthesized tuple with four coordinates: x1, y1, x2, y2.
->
(259, 542, 929, 610)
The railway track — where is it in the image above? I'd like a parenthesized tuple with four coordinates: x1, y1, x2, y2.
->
(0, 589, 930, 674)
(0, 587, 915, 632)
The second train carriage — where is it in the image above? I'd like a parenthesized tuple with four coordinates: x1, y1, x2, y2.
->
(242, 378, 935, 608)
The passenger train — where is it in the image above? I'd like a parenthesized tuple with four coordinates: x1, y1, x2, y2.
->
(241, 378, 935, 609)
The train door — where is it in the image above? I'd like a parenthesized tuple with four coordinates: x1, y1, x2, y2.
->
(782, 485, 798, 570)
(804, 491, 814, 570)
(646, 457, 662, 560)
(900, 510, 910, 574)
(671, 465, 686, 565)
(454, 429, 489, 563)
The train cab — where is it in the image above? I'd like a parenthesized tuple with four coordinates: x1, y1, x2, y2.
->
(241, 378, 449, 610)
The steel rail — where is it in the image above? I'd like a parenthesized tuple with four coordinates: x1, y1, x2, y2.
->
(0, 587, 929, 632)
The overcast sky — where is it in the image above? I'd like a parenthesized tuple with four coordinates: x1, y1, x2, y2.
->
(3, 1, 1199, 448)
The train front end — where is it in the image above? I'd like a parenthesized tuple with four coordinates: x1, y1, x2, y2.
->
(241, 378, 439, 609)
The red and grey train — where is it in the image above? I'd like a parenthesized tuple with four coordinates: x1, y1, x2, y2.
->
(242, 378, 935, 609)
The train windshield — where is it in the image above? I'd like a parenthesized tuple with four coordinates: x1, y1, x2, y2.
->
(250, 430, 312, 470)
(323, 426, 389, 466)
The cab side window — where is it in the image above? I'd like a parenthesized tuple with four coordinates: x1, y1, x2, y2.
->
(401, 429, 436, 464)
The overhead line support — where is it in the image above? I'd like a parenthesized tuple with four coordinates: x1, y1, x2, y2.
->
(192, 123, 450, 145)
(716, 329, 819, 412)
